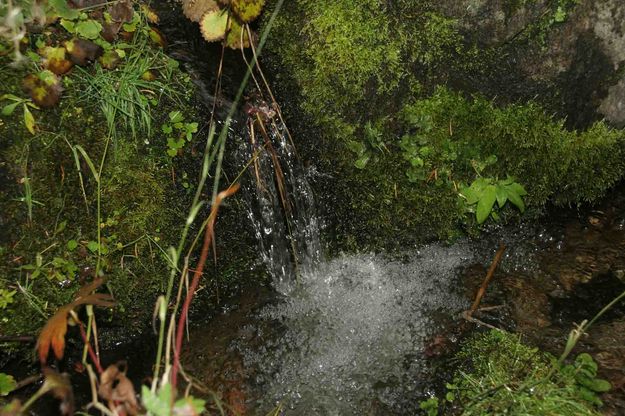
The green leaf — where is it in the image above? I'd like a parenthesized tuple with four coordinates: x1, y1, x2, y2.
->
(60, 19, 76, 33)
(495, 185, 508, 208)
(49, 0, 80, 20)
(23, 105, 35, 135)
(354, 153, 370, 169)
(167, 148, 178, 157)
(461, 187, 480, 205)
(168, 110, 184, 123)
(476, 185, 497, 224)
(174, 396, 206, 415)
(87, 241, 99, 253)
(0, 373, 17, 396)
(75, 20, 103, 40)
(161, 124, 173, 134)
(505, 182, 527, 196)
(507, 189, 525, 213)
(2, 101, 20, 116)
(67, 239, 78, 250)
(584, 378, 611, 393)
(142, 384, 173, 416)
(346, 140, 365, 155)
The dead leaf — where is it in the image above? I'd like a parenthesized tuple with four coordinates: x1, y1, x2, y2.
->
(41, 367, 74, 416)
(109, 0, 133, 23)
(22, 70, 63, 108)
(37, 278, 115, 364)
(98, 362, 139, 415)
(199, 9, 229, 42)
(65, 38, 103, 66)
(141, 4, 160, 24)
(181, 0, 220, 23)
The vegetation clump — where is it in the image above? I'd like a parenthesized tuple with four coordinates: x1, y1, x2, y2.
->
(422, 330, 610, 415)
(0, 1, 200, 344)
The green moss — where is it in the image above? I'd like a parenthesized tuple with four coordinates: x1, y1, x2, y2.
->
(267, 0, 404, 141)
(0, 36, 197, 343)
(398, 88, 625, 210)
(438, 330, 605, 415)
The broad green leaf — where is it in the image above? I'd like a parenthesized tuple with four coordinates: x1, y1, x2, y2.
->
(495, 185, 508, 208)
(346, 140, 365, 154)
(167, 148, 178, 157)
(142, 384, 173, 416)
(67, 240, 78, 250)
(23, 105, 35, 134)
(476, 185, 497, 224)
(75, 20, 102, 40)
(49, 0, 80, 20)
(174, 396, 206, 415)
(505, 182, 527, 196)
(0, 373, 16, 396)
(584, 378, 611, 393)
(2, 101, 20, 116)
(461, 187, 480, 205)
(507, 189, 525, 213)
(161, 124, 173, 134)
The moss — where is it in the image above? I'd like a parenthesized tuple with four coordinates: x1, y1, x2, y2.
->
(398, 88, 625, 209)
(438, 330, 605, 415)
(0, 39, 198, 344)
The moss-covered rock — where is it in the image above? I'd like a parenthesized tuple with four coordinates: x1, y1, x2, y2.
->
(263, 0, 625, 251)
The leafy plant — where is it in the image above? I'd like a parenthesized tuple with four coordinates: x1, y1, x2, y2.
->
(141, 383, 205, 416)
(0, 288, 16, 309)
(460, 177, 527, 224)
(0, 373, 17, 396)
(0, 94, 39, 134)
(161, 110, 198, 157)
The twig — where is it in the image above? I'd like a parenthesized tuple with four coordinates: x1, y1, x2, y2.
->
(77, 318, 104, 375)
(467, 243, 506, 319)
(0, 335, 35, 343)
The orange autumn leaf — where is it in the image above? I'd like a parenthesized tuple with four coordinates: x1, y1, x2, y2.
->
(37, 278, 115, 364)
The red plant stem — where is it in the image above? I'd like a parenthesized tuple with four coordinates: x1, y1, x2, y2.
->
(78, 321, 104, 375)
(171, 184, 239, 389)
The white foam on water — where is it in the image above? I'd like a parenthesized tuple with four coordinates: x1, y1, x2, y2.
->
(239, 243, 474, 415)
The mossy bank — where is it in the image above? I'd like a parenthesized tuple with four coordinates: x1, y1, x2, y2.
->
(262, 0, 625, 252)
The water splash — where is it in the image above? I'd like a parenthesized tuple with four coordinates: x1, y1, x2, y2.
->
(238, 244, 473, 414)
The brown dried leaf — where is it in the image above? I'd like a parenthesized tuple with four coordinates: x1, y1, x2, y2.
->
(64, 38, 103, 66)
(109, 0, 133, 23)
(22, 70, 63, 108)
(41, 368, 74, 416)
(141, 4, 160, 24)
(181, 0, 220, 23)
(39, 46, 74, 75)
(36, 279, 115, 364)
(98, 363, 138, 415)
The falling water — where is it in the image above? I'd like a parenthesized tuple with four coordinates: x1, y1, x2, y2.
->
(237, 110, 321, 294)
(232, 112, 475, 414)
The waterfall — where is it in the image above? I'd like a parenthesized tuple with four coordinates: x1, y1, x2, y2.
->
(237, 106, 321, 294)
(234, 105, 474, 414)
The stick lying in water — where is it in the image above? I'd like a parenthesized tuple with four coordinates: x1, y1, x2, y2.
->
(467, 242, 506, 319)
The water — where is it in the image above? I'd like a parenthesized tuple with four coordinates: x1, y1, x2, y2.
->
(238, 246, 473, 414)
(237, 112, 321, 294)
(230, 115, 474, 414)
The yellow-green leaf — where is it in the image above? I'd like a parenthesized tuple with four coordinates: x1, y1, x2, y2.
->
(199, 9, 229, 42)
(23, 105, 35, 135)
(231, 0, 265, 23)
